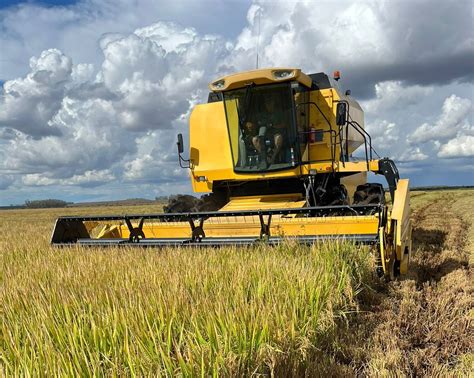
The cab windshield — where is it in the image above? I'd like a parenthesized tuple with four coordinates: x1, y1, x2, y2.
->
(223, 83, 299, 172)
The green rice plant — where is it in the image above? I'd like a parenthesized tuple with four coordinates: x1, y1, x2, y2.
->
(0, 207, 373, 376)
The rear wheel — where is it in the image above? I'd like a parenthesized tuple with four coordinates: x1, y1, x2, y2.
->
(354, 183, 385, 205)
(163, 194, 199, 213)
(325, 184, 349, 206)
(163, 192, 228, 213)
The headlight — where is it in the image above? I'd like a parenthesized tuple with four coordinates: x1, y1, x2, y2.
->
(272, 70, 295, 80)
(212, 79, 225, 90)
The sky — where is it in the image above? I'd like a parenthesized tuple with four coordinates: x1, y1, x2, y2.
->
(0, 0, 473, 205)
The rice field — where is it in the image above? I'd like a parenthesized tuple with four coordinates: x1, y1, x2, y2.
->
(0, 204, 373, 375)
(0, 189, 472, 376)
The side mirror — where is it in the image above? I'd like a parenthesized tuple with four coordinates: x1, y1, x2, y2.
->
(177, 133, 184, 154)
(336, 102, 347, 126)
(345, 89, 351, 96)
(176, 133, 191, 169)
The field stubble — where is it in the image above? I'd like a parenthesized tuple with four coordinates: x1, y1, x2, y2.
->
(326, 190, 474, 376)
(0, 189, 473, 376)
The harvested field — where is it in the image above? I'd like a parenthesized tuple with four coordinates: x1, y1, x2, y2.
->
(0, 189, 472, 375)
(322, 189, 474, 376)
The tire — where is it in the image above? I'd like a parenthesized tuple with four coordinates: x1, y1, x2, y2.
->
(163, 192, 228, 213)
(163, 195, 199, 213)
(353, 183, 385, 205)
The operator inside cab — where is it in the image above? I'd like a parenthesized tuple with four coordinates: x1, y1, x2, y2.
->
(224, 83, 296, 172)
(244, 95, 290, 169)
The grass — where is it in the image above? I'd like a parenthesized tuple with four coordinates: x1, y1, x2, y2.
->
(0, 205, 373, 375)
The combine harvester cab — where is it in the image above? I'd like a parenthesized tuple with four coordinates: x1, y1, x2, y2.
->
(52, 68, 411, 279)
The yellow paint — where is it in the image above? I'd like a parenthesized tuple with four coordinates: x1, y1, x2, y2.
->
(188, 97, 380, 192)
(390, 179, 411, 274)
(219, 193, 306, 211)
(379, 226, 387, 274)
(189, 101, 233, 192)
(307, 89, 337, 162)
(189, 72, 377, 193)
(209, 68, 312, 91)
(115, 214, 380, 240)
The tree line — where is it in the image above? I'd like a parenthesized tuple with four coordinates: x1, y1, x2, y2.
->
(24, 199, 69, 208)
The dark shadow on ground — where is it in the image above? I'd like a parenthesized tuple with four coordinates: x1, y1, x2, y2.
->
(412, 227, 446, 253)
(411, 226, 468, 285)
(410, 257, 469, 285)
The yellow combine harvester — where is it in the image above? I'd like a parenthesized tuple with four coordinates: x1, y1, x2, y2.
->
(52, 68, 412, 279)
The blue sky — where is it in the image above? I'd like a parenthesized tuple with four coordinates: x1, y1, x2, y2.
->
(0, 0, 77, 8)
(0, 0, 472, 205)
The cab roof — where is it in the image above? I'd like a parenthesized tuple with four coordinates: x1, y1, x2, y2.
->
(209, 68, 313, 92)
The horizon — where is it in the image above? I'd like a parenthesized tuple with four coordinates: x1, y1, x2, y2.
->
(3, 184, 474, 208)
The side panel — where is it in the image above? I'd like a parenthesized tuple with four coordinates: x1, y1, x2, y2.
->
(189, 102, 235, 192)
(305, 88, 365, 162)
(390, 179, 411, 273)
(307, 89, 337, 162)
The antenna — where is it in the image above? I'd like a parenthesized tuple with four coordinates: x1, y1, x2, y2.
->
(256, 8, 261, 69)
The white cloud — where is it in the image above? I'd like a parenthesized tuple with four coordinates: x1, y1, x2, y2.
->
(134, 22, 197, 52)
(438, 135, 474, 158)
(2, 97, 132, 177)
(22, 169, 115, 187)
(70, 63, 95, 84)
(98, 23, 226, 131)
(362, 81, 433, 114)
(0, 0, 249, 80)
(365, 120, 400, 151)
(123, 129, 185, 182)
(408, 94, 472, 144)
(0, 21, 227, 185)
(227, 0, 473, 95)
(399, 147, 429, 162)
(0, 49, 72, 136)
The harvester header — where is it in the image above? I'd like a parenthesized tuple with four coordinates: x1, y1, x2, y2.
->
(52, 67, 412, 279)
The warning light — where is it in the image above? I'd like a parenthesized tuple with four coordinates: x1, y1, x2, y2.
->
(333, 70, 341, 81)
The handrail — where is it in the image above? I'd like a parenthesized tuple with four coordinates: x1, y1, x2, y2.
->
(295, 100, 379, 172)
(349, 119, 373, 160)
(295, 101, 339, 172)
(347, 121, 370, 170)
(336, 99, 378, 162)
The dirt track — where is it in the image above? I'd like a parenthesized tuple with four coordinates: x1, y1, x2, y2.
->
(327, 191, 473, 376)
(410, 194, 470, 284)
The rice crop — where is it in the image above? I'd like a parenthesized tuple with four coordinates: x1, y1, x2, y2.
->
(0, 205, 372, 375)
